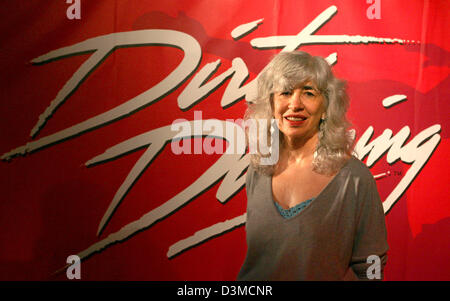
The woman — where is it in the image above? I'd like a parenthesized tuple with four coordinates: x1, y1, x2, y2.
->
(237, 51, 388, 281)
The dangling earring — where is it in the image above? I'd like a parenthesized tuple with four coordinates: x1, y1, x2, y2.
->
(315, 114, 326, 161)
(319, 117, 326, 135)
(315, 117, 326, 160)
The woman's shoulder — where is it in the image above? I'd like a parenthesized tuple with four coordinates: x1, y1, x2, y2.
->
(342, 155, 376, 182)
(245, 163, 262, 191)
(245, 162, 271, 200)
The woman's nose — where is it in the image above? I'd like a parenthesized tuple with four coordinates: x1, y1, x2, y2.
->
(288, 91, 304, 110)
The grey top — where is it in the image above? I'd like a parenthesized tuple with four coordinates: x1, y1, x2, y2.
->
(237, 156, 388, 281)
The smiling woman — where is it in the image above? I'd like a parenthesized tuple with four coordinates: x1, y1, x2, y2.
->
(245, 51, 353, 176)
(238, 51, 389, 281)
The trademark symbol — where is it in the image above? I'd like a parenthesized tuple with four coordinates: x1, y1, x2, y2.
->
(393, 170, 402, 176)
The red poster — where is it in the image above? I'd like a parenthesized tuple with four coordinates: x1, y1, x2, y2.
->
(0, 0, 448, 280)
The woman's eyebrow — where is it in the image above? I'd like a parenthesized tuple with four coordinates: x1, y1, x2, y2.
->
(302, 85, 317, 91)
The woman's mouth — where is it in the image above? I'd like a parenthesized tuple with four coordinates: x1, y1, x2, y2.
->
(284, 115, 307, 126)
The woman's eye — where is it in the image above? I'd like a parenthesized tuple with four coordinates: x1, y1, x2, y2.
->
(280, 91, 291, 96)
(303, 91, 316, 98)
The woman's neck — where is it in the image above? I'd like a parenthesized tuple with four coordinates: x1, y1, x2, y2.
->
(281, 132, 318, 165)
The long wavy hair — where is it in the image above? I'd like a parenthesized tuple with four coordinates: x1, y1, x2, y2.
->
(245, 51, 354, 175)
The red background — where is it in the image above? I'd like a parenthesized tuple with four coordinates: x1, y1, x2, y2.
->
(0, 0, 448, 280)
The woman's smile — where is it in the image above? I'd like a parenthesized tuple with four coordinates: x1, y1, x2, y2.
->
(283, 114, 308, 126)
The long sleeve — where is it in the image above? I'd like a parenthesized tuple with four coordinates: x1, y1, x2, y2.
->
(349, 173, 389, 280)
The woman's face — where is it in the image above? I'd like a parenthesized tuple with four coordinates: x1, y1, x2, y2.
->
(272, 81, 326, 143)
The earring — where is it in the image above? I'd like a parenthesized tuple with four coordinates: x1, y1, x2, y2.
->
(319, 117, 326, 137)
